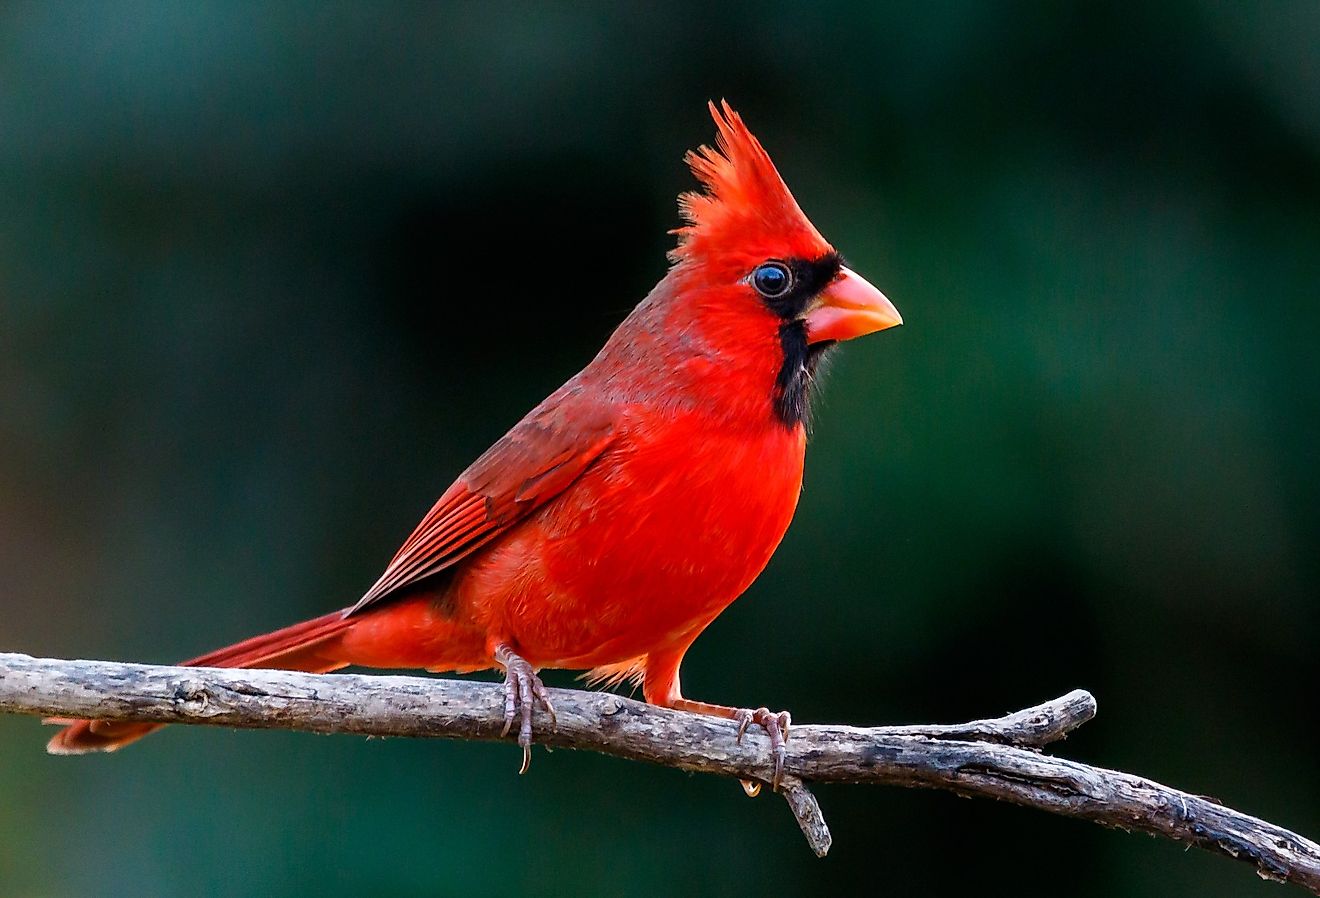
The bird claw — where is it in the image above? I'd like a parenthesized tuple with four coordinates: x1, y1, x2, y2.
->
(495, 644, 556, 774)
(733, 706, 791, 792)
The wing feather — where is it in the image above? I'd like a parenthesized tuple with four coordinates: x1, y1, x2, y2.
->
(347, 391, 616, 616)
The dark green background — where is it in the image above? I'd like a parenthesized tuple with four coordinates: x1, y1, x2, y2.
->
(3, 3, 1318, 896)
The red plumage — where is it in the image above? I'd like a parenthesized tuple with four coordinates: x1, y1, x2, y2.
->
(47, 102, 902, 774)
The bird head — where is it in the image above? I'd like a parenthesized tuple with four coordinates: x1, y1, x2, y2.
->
(670, 101, 902, 348)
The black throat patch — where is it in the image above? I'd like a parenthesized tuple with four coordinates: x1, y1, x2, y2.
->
(775, 321, 836, 428)
(764, 253, 843, 428)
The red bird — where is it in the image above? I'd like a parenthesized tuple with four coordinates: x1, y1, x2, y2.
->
(47, 102, 902, 784)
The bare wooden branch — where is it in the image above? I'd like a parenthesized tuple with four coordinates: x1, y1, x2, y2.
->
(2, 653, 1317, 892)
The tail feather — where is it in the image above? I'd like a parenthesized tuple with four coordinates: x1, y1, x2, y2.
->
(46, 609, 355, 755)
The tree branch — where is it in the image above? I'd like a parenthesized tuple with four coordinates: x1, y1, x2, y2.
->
(2, 653, 1317, 891)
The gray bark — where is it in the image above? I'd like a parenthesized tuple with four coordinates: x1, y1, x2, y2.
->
(2, 652, 1317, 890)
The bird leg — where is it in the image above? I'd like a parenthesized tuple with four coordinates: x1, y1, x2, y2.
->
(671, 698, 792, 792)
(493, 644, 557, 773)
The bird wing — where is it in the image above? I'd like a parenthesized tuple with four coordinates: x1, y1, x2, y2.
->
(347, 388, 616, 616)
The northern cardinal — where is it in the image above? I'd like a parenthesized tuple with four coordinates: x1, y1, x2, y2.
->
(47, 101, 902, 785)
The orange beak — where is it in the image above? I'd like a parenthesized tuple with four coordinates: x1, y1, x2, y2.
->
(804, 266, 902, 344)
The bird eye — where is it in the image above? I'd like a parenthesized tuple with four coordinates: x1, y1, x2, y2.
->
(751, 262, 792, 298)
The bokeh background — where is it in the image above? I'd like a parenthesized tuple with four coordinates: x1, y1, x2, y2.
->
(2, 2, 1318, 896)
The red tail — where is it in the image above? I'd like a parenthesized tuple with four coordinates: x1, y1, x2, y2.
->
(46, 610, 355, 754)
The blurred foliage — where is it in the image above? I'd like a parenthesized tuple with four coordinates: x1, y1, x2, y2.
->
(2, 2, 1319, 896)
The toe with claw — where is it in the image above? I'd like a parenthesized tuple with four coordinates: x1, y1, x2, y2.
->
(735, 706, 792, 793)
(494, 644, 557, 773)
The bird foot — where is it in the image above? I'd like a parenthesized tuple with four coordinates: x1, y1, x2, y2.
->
(494, 644, 557, 773)
(672, 698, 793, 793)
(735, 707, 791, 794)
